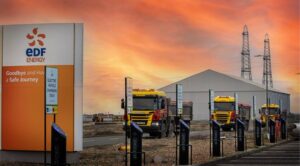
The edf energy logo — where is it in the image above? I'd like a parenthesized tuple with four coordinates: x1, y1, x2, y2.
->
(26, 28, 46, 63)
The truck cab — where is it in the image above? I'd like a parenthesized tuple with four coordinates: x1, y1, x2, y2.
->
(260, 104, 281, 127)
(212, 96, 236, 131)
(123, 89, 171, 138)
(211, 96, 252, 131)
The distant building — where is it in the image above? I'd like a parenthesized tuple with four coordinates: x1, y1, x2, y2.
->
(160, 69, 290, 120)
(83, 114, 93, 122)
(91, 113, 123, 123)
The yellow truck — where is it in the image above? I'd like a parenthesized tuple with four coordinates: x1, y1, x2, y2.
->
(211, 96, 251, 131)
(122, 89, 193, 138)
(260, 104, 281, 127)
(122, 89, 173, 138)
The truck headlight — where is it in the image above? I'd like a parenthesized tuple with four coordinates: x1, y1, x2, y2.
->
(152, 122, 160, 126)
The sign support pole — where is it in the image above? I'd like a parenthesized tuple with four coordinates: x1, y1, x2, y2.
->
(208, 89, 212, 157)
(252, 96, 256, 120)
(124, 77, 128, 166)
(175, 84, 183, 165)
(44, 66, 47, 166)
(124, 77, 132, 166)
(44, 66, 58, 166)
(175, 84, 178, 165)
(234, 93, 238, 151)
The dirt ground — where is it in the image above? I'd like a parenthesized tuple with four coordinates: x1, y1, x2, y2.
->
(83, 122, 124, 138)
(190, 121, 210, 131)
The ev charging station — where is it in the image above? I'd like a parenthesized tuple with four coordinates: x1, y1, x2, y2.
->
(255, 119, 262, 146)
(280, 118, 287, 140)
(269, 119, 276, 143)
(179, 119, 191, 165)
(236, 119, 245, 151)
(212, 120, 221, 157)
(130, 122, 143, 166)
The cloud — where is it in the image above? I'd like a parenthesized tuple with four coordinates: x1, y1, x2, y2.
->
(0, 0, 299, 113)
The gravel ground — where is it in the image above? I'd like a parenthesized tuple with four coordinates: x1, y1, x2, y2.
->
(83, 122, 124, 138)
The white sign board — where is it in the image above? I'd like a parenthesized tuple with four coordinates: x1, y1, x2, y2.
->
(126, 77, 133, 112)
(46, 67, 58, 114)
(3, 24, 74, 66)
(176, 84, 183, 115)
(209, 89, 214, 111)
(252, 96, 256, 120)
(279, 99, 282, 111)
(234, 93, 238, 114)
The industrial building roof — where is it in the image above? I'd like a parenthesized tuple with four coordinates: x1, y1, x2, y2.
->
(160, 69, 289, 95)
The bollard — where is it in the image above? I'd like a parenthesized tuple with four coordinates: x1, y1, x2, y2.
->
(174, 116, 180, 165)
(130, 122, 143, 166)
(280, 118, 287, 139)
(179, 119, 190, 165)
(255, 119, 262, 146)
(212, 120, 221, 157)
(51, 123, 67, 166)
(269, 119, 276, 143)
(276, 120, 281, 139)
(237, 119, 245, 151)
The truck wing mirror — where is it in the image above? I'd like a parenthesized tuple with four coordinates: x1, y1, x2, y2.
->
(121, 99, 125, 109)
(259, 109, 261, 114)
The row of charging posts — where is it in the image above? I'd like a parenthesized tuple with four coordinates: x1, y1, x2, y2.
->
(255, 118, 287, 146)
(126, 117, 192, 166)
(211, 119, 246, 156)
(209, 89, 287, 157)
(127, 114, 192, 166)
(124, 78, 192, 166)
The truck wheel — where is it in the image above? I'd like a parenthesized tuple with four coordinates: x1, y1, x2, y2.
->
(245, 120, 249, 131)
(158, 122, 167, 138)
(166, 122, 175, 137)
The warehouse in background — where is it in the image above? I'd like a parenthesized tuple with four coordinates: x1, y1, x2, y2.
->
(159, 69, 290, 121)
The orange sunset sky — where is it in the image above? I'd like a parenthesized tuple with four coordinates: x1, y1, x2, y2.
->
(0, 0, 299, 114)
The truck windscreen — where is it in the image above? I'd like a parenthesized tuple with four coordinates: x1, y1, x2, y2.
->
(214, 102, 235, 111)
(262, 108, 279, 115)
(133, 97, 158, 110)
